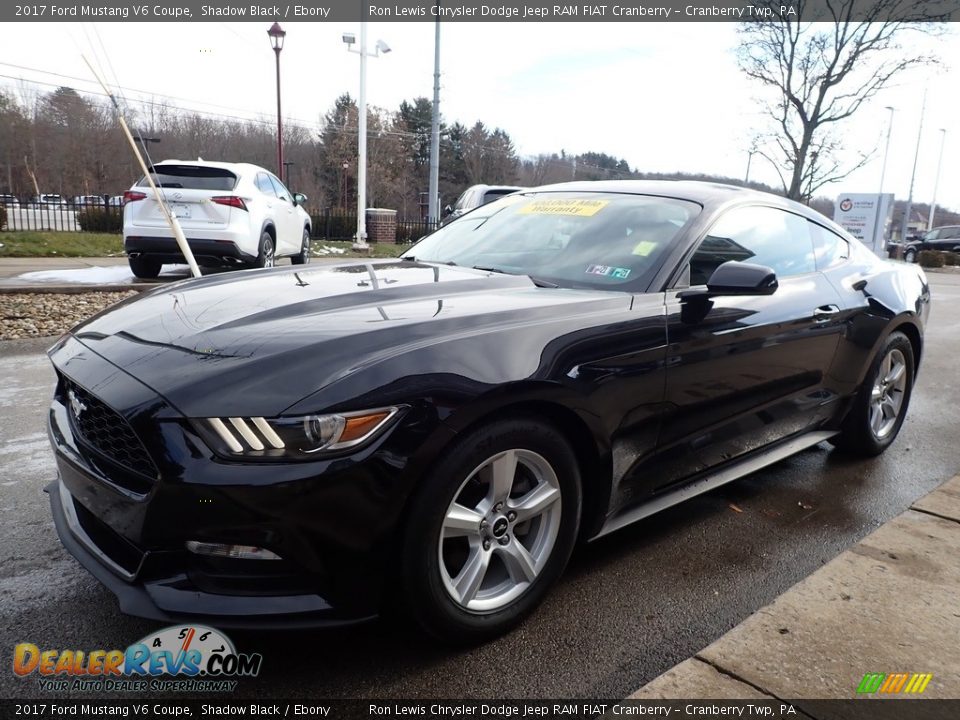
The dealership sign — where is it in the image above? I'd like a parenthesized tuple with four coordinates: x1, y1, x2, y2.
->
(833, 193, 893, 257)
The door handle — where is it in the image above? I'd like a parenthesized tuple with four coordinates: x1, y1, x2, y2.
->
(813, 304, 841, 321)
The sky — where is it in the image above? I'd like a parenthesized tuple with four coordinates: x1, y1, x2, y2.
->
(2, 20, 959, 215)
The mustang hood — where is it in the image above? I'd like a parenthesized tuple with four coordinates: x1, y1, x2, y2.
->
(64, 261, 633, 417)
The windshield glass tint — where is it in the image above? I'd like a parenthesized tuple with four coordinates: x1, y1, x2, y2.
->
(406, 192, 700, 290)
(138, 165, 238, 191)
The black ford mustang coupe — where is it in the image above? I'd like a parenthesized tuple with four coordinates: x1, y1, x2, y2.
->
(46, 181, 930, 642)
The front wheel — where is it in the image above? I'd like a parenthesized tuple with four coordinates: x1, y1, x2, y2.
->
(401, 419, 582, 644)
(829, 331, 914, 456)
(903, 248, 916, 263)
(291, 228, 311, 265)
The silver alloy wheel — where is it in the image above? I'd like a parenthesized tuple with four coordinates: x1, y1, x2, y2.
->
(870, 347, 908, 439)
(302, 233, 311, 263)
(438, 449, 562, 612)
(263, 238, 275, 268)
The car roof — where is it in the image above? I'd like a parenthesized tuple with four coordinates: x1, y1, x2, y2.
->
(525, 179, 833, 221)
(151, 159, 267, 176)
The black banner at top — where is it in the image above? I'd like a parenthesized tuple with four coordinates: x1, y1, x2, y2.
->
(3, 0, 960, 23)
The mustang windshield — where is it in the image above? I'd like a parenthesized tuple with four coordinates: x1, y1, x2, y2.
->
(406, 192, 700, 290)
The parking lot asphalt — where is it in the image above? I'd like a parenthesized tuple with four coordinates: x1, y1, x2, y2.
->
(1, 272, 958, 700)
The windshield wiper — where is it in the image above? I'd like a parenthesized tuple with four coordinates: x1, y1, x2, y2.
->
(472, 265, 558, 288)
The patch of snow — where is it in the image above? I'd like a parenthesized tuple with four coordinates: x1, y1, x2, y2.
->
(18, 266, 136, 284)
(315, 245, 347, 256)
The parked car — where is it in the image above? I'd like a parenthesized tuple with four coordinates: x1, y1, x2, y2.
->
(121, 160, 312, 278)
(902, 225, 960, 262)
(46, 181, 929, 642)
(0, 194, 19, 207)
(70, 195, 106, 208)
(107, 195, 125, 208)
(28, 194, 69, 207)
(442, 184, 526, 225)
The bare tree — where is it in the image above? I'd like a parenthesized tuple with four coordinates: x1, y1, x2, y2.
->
(738, 0, 946, 200)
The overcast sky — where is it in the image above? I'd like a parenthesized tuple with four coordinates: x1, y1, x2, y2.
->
(2, 21, 959, 214)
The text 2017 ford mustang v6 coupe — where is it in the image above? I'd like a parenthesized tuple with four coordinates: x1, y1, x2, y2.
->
(46, 181, 929, 642)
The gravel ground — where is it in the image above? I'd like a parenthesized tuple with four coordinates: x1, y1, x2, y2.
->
(0, 291, 137, 341)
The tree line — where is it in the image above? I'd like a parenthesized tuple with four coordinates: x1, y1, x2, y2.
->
(0, 84, 655, 216)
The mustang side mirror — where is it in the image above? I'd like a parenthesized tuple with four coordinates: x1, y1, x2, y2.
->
(679, 261, 779, 301)
(293, 193, 308, 206)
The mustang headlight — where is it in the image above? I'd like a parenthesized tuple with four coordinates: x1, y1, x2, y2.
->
(195, 406, 403, 460)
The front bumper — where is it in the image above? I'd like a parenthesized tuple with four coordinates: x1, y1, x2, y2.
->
(47, 479, 371, 629)
(44, 336, 443, 628)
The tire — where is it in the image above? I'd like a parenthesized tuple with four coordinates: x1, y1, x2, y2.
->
(829, 331, 914, 457)
(128, 256, 162, 279)
(401, 418, 582, 644)
(904, 248, 916, 263)
(291, 228, 311, 265)
(254, 231, 275, 268)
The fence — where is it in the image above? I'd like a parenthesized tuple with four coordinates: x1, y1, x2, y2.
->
(0, 201, 121, 233)
(0, 202, 435, 245)
(309, 209, 436, 244)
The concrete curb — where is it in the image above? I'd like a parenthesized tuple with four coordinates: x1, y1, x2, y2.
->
(630, 474, 960, 701)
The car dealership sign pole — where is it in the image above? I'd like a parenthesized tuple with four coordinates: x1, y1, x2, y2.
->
(834, 193, 893, 258)
(83, 55, 202, 278)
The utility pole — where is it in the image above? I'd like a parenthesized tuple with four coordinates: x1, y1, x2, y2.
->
(928, 129, 946, 231)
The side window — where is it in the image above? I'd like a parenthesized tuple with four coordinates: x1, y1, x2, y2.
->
(810, 222, 850, 270)
(268, 175, 291, 203)
(944, 227, 960, 239)
(689, 206, 816, 286)
(255, 173, 277, 197)
(925, 230, 940, 241)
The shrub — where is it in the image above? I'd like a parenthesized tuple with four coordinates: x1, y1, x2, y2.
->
(77, 208, 122, 233)
(0, 205, 6, 231)
(943, 251, 960, 267)
(917, 250, 945, 268)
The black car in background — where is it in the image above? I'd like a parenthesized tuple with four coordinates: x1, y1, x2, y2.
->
(46, 181, 929, 643)
(902, 225, 960, 262)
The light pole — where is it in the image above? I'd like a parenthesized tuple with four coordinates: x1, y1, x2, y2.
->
(343, 24, 390, 250)
(928, 129, 946, 231)
(878, 106, 895, 194)
(744, 148, 756, 184)
(427, 6, 441, 229)
(899, 89, 927, 247)
(267, 22, 286, 181)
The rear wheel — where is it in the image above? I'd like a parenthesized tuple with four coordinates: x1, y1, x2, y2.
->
(830, 331, 914, 456)
(254, 231, 275, 268)
(128, 256, 161, 279)
(291, 228, 311, 265)
(401, 418, 581, 644)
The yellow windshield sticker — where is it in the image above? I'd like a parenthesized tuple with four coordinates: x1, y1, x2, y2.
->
(632, 240, 657, 257)
(518, 199, 610, 217)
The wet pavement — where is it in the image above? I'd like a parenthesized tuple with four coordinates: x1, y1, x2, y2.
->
(1, 273, 958, 700)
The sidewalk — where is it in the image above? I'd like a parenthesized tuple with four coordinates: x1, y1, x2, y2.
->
(630, 474, 960, 702)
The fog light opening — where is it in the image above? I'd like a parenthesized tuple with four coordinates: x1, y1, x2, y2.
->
(185, 541, 282, 560)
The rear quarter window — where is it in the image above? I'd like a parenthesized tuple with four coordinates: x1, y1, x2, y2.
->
(139, 165, 238, 191)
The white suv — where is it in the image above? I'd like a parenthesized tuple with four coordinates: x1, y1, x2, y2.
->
(122, 160, 312, 278)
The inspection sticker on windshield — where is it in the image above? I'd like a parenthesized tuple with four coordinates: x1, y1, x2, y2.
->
(631, 240, 657, 256)
(519, 199, 609, 217)
(586, 264, 631, 279)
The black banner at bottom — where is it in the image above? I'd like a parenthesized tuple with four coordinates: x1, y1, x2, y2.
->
(2, 699, 959, 720)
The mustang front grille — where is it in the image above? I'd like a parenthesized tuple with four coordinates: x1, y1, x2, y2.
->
(61, 378, 159, 480)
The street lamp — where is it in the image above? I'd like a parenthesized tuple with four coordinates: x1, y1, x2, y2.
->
(344, 23, 391, 250)
(267, 22, 286, 181)
(878, 106, 895, 194)
(928, 129, 947, 231)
